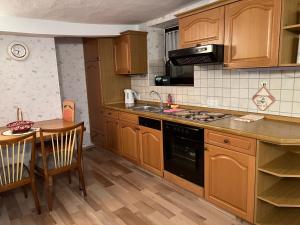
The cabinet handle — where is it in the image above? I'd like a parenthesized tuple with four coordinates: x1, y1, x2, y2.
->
(135, 127, 140, 131)
(223, 139, 230, 144)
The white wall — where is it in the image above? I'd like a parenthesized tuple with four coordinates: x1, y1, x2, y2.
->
(0, 34, 62, 125)
(55, 38, 91, 147)
(0, 16, 138, 37)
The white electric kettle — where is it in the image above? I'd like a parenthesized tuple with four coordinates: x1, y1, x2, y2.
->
(124, 89, 138, 106)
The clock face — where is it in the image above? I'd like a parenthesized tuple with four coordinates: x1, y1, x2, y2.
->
(8, 42, 29, 60)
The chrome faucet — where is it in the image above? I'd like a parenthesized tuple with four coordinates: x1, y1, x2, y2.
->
(150, 90, 164, 110)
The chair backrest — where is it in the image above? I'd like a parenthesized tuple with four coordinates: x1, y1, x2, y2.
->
(0, 132, 36, 186)
(63, 99, 75, 122)
(39, 122, 84, 170)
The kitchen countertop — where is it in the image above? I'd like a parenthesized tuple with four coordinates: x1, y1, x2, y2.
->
(106, 103, 300, 145)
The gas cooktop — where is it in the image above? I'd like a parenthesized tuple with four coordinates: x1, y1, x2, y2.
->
(165, 110, 231, 122)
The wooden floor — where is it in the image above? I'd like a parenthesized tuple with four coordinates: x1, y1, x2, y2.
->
(0, 147, 250, 225)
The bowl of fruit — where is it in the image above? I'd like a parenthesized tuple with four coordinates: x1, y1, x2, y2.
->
(6, 120, 34, 133)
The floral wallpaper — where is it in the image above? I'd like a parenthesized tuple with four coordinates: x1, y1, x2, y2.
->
(0, 35, 62, 125)
(55, 38, 91, 147)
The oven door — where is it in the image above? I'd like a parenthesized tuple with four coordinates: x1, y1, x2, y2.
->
(163, 122, 204, 186)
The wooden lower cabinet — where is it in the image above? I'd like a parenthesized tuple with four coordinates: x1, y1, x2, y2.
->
(119, 121, 140, 164)
(139, 126, 163, 177)
(105, 118, 120, 154)
(205, 144, 255, 223)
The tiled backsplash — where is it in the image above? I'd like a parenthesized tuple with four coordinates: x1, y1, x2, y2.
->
(131, 65, 300, 117)
(132, 26, 300, 118)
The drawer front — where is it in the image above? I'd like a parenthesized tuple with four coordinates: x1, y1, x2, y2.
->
(105, 109, 119, 119)
(119, 112, 138, 124)
(205, 130, 256, 156)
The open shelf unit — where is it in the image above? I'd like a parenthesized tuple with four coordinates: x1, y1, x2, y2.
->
(256, 200, 300, 225)
(255, 142, 300, 224)
(258, 178, 300, 207)
(279, 0, 300, 66)
(258, 151, 300, 177)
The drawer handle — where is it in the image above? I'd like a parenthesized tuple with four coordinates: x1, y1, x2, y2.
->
(108, 112, 111, 115)
(223, 139, 230, 144)
(135, 127, 140, 131)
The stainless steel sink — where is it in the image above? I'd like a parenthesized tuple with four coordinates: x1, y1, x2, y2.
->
(131, 105, 163, 113)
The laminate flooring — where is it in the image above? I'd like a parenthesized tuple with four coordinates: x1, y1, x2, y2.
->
(0, 147, 250, 225)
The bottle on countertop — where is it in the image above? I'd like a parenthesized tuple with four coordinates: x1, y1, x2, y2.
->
(167, 94, 173, 107)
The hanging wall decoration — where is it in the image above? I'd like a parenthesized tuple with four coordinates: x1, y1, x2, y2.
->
(252, 83, 275, 111)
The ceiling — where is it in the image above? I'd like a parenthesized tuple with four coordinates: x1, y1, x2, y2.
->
(0, 0, 198, 24)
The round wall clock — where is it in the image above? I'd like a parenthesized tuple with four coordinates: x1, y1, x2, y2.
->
(8, 42, 30, 61)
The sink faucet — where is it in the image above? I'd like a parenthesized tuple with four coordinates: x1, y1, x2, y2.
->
(150, 90, 164, 110)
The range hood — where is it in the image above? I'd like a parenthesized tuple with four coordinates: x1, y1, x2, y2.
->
(168, 44, 224, 66)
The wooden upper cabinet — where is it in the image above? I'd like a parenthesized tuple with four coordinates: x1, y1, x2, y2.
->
(224, 0, 281, 68)
(179, 7, 225, 48)
(139, 126, 163, 177)
(114, 35, 130, 74)
(83, 38, 100, 62)
(119, 121, 140, 164)
(205, 144, 255, 223)
(114, 31, 148, 75)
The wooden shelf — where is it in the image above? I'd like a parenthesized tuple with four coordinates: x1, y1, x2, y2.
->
(256, 206, 300, 225)
(258, 152, 300, 177)
(283, 24, 300, 33)
(257, 179, 300, 207)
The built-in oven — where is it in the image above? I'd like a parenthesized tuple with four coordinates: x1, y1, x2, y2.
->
(163, 121, 204, 187)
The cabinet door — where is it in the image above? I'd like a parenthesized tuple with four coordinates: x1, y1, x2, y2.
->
(83, 38, 100, 62)
(139, 126, 163, 176)
(85, 61, 105, 132)
(205, 144, 255, 223)
(224, 0, 281, 68)
(105, 118, 120, 154)
(119, 121, 140, 164)
(114, 35, 131, 74)
(179, 7, 225, 48)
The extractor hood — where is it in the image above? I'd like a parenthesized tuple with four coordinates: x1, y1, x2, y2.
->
(168, 44, 224, 66)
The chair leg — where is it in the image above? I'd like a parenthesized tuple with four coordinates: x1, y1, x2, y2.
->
(22, 186, 28, 198)
(31, 179, 41, 214)
(45, 175, 54, 211)
(78, 167, 87, 198)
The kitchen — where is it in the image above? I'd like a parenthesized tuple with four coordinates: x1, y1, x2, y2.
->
(1, 0, 300, 224)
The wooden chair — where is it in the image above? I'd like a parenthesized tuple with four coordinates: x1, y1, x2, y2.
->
(36, 122, 86, 211)
(0, 132, 41, 214)
(63, 99, 75, 122)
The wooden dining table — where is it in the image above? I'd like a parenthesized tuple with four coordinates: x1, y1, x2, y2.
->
(0, 119, 77, 141)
